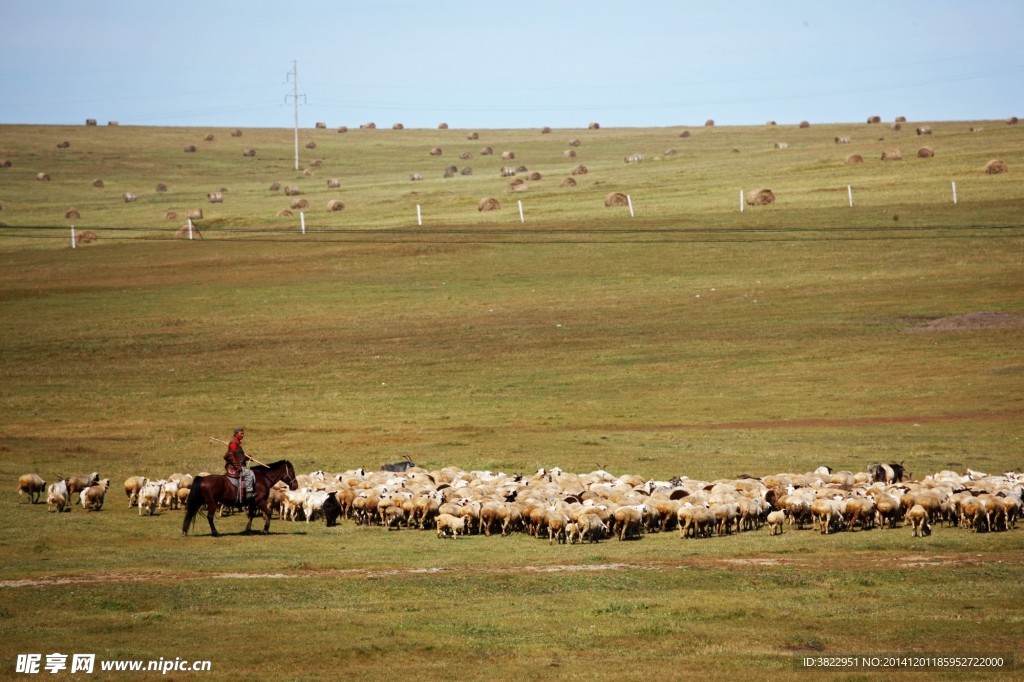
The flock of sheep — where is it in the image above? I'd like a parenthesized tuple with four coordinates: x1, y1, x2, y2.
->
(18, 463, 1023, 543)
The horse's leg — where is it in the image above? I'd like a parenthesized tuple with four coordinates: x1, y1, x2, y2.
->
(261, 500, 273, 534)
(207, 501, 220, 537)
(244, 504, 255, 534)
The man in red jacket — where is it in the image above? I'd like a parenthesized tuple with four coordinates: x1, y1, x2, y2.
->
(224, 427, 254, 503)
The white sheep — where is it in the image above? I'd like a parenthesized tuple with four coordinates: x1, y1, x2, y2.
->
(766, 509, 786, 535)
(18, 473, 46, 504)
(138, 481, 165, 516)
(436, 513, 465, 539)
(159, 479, 179, 510)
(47, 479, 69, 513)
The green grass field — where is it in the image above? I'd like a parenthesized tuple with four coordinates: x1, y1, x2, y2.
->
(1, 120, 1022, 680)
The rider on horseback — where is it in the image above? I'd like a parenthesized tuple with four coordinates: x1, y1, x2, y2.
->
(224, 427, 255, 503)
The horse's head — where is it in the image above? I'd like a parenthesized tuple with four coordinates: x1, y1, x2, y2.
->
(284, 462, 299, 490)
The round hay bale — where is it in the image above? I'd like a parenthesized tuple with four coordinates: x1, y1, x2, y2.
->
(430, 147, 443, 156)
(985, 159, 1008, 175)
(392, 123, 404, 130)
(745, 188, 775, 206)
(290, 198, 309, 210)
(588, 122, 600, 129)
(867, 115, 881, 124)
(203, 133, 215, 142)
(165, 211, 178, 220)
(460, 167, 472, 176)
(563, 149, 577, 158)
(438, 122, 448, 129)
(284, 185, 301, 196)
(881, 149, 903, 161)
(187, 208, 203, 221)
(277, 209, 293, 218)
(704, 119, 715, 127)
(92, 178, 104, 188)
(480, 146, 493, 156)
(604, 192, 629, 207)
(409, 172, 424, 182)
(890, 123, 902, 131)
(207, 192, 224, 204)
(515, 165, 528, 173)
(799, 120, 810, 128)
(122, 192, 137, 203)
(467, 132, 479, 140)
(36, 172, 51, 181)
(568, 138, 581, 147)
(231, 129, 243, 137)
(916, 126, 932, 135)
(327, 178, 341, 188)
(664, 148, 677, 156)
(679, 130, 690, 138)
(75, 230, 98, 244)
(57, 140, 70, 149)
(528, 171, 542, 181)
(155, 183, 167, 192)
(309, 159, 323, 168)
(766, 120, 777, 126)
(65, 208, 80, 220)
(478, 197, 500, 212)
(361, 122, 377, 129)
(917, 146, 934, 158)
(541, 126, 552, 134)
(560, 176, 577, 187)
(0, 159, 11, 167)
(337, 126, 348, 133)
(269, 182, 281, 192)
(1008, 116, 1019, 125)
(500, 151, 515, 160)
(184, 145, 197, 153)
(315, 122, 327, 129)
(107, 121, 119, 127)
(459, 151, 472, 160)
(243, 148, 256, 157)
(305, 141, 317, 149)
(508, 177, 525, 189)
(443, 169, 455, 178)
(571, 164, 589, 175)
(85, 119, 97, 126)
(845, 154, 864, 164)
(445, 165, 459, 175)
(895, 116, 907, 123)
(327, 199, 345, 212)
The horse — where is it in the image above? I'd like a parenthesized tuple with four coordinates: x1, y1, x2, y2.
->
(182, 460, 298, 537)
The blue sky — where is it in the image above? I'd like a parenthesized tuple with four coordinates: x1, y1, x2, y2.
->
(2, 1, 1022, 129)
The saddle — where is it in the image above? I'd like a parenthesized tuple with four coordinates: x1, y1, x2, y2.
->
(226, 476, 255, 502)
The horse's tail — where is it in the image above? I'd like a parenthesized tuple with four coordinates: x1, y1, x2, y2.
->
(182, 476, 205, 536)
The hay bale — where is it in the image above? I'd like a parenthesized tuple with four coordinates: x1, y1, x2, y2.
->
(890, 123, 902, 131)
(515, 165, 528, 173)
(203, 133, 215, 142)
(107, 121, 119, 127)
(845, 154, 864, 165)
(528, 171, 542, 181)
(916, 126, 932, 135)
(361, 122, 377, 129)
(430, 147, 443, 156)
(560, 177, 577, 187)
(563, 149, 577, 158)
(460, 167, 473, 176)
(57, 140, 70, 149)
(65, 208, 80, 220)
(664, 148, 677, 156)
(588, 122, 600, 129)
(917, 146, 934, 158)
(881, 149, 903, 161)
(155, 183, 167, 192)
(392, 122, 404, 130)
(604, 192, 629, 207)
(315, 122, 327, 129)
(571, 164, 589, 175)
(337, 126, 348, 133)
(679, 130, 690, 138)
(327, 178, 341, 189)
(284, 185, 301, 196)
(327, 199, 345, 211)
(500, 151, 515, 160)
(478, 197, 500, 212)
(309, 159, 323, 168)
(705, 119, 715, 127)
(85, 119, 97, 126)
(184, 145, 197, 153)
(290, 198, 309, 209)
(409, 172, 424, 182)
(75, 230, 98, 244)
(766, 120, 777, 126)
(799, 120, 810, 128)
(1008, 116, 1019, 125)
(895, 116, 907, 123)
(445, 164, 459, 175)
(92, 178, 104, 188)
(541, 126, 552, 134)
(303, 168, 316, 177)
(508, 177, 525, 189)
(480, 146, 493, 156)
(0, 159, 11, 167)
(438, 122, 448, 129)
(269, 182, 281, 192)
(745, 188, 775, 206)
(207, 192, 223, 204)
(187, 208, 203, 221)
(867, 115, 881, 124)
(443, 168, 455, 178)
(231, 129, 243, 137)
(165, 211, 178, 220)
(277, 209, 293, 217)
(568, 138, 581, 147)
(123, 192, 137, 203)
(459, 151, 472, 160)
(36, 172, 51, 181)
(467, 132, 479, 140)
(985, 159, 1008, 175)
(305, 141, 317, 149)
(242, 148, 256, 157)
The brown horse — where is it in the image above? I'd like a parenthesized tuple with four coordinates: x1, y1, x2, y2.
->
(182, 460, 298, 537)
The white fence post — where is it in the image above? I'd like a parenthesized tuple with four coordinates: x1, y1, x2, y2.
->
(71, 225, 76, 249)
(740, 190, 745, 212)
(300, 211, 306, 235)
(627, 194, 634, 218)
(416, 204, 422, 226)
(188, 218, 194, 240)
(952, 181, 958, 205)
(518, 199, 525, 224)
(848, 185, 853, 208)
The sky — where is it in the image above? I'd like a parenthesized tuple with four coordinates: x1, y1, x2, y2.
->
(2, 1, 1022, 129)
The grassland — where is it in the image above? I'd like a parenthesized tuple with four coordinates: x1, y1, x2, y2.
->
(1, 120, 1022, 680)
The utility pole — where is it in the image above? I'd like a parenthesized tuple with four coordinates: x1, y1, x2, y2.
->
(286, 60, 306, 171)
